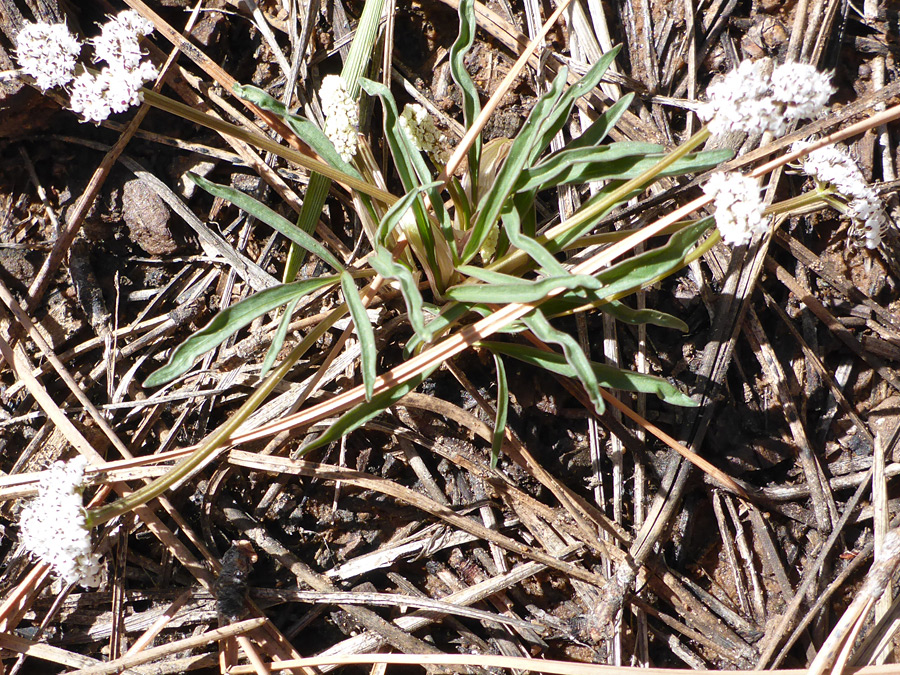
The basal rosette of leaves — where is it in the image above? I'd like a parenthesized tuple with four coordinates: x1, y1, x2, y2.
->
(139, 0, 731, 471)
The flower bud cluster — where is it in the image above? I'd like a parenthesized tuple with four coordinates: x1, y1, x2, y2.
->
(698, 58, 834, 137)
(319, 75, 358, 163)
(702, 172, 769, 246)
(14, 10, 158, 123)
(19, 457, 102, 587)
(399, 103, 448, 164)
(795, 142, 889, 249)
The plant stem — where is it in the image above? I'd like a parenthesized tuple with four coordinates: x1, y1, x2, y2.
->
(141, 89, 397, 206)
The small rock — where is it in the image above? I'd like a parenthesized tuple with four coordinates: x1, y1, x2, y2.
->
(122, 178, 178, 256)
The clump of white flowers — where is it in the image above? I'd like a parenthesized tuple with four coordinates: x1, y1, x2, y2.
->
(702, 172, 769, 246)
(794, 141, 889, 249)
(70, 10, 158, 123)
(91, 10, 155, 69)
(19, 457, 102, 587)
(319, 75, 358, 163)
(698, 58, 834, 137)
(399, 103, 448, 164)
(14, 22, 81, 90)
(13, 10, 157, 124)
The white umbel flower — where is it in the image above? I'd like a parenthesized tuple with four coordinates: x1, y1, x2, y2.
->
(702, 172, 769, 246)
(68, 70, 112, 123)
(69, 61, 158, 123)
(19, 457, 102, 587)
(319, 75, 358, 162)
(14, 21, 82, 90)
(92, 10, 155, 70)
(795, 141, 889, 248)
(399, 104, 448, 164)
(698, 58, 834, 137)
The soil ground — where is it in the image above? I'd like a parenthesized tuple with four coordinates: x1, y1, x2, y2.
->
(1, 0, 900, 673)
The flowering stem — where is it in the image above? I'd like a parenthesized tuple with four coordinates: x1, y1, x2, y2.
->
(84, 300, 354, 528)
(770, 186, 839, 215)
(141, 89, 396, 206)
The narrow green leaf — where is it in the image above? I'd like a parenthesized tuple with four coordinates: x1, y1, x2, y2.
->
(187, 173, 345, 274)
(516, 147, 733, 193)
(601, 300, 688, 330)
(449, 0, 482, 196)
(456, 265, 529, 285)
(462, 71, 569, 263)
(501, 191, 568, 274)
(377, 182, 443, 246)
(565, 92, 634, 151)
(448, 176, 473, 232)
(259, 297, 299, 379)
(481, 341, 697, 407)
(543, 294, 689, 330)
(144, 276, 340, 387)
(531, 46, 622, 161)
(490, 353, 508, 469)
(360, 78, 449, 273)
(369, 247, 430, 341)
(286, 175, 333, 282)
(342, 0, 385, 97)
(359, 79, 444, 204)
(297, 364, 440, 455)
(446, 273, 602, 303)
(545, 182, 643, 253)
(403, 302, 471, 357)
(342, 272, 377, 401)
(232, 84, 367, 282)
(522, 310, 604, 414)
(594, 218, 713, 298)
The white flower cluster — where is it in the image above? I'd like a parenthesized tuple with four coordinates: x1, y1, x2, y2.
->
(795, 141, 888, 249)
(13, 11, 157, 124)
(702, 172, 769, 246)
(14, 22, 81, 90)
(19, 457, 102, 587)
(319, 75, 358, 163)
(698, 58, 834, 137)
(399, 103, 448, 164)
(92, 10, 155, 69)
(71, 10, 158, 123)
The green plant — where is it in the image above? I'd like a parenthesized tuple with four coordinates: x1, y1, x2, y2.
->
(140, 0, 728, 455)
(76, 0, 849, 530)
